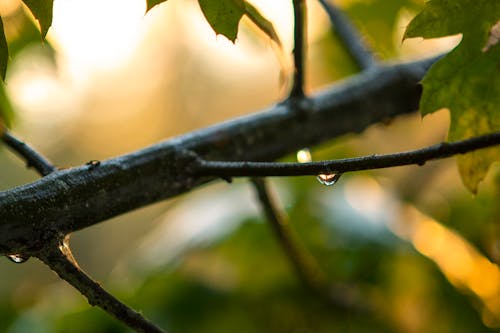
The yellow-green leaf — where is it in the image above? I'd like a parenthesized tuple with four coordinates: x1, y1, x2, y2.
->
(0, 80, 14, 129)
(404, 0, 500, 193)
(243, 1, 281, 46)
(22, 0, 54, 38)
(198, 0, 245, 42)
(146, 0, 168, 12)
(197, 0, 281, 46)
(0, 17, 8, 80)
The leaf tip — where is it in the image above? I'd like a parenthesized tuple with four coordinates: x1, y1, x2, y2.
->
(146, 0, 168, 13)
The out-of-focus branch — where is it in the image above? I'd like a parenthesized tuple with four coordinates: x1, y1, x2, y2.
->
(37, 241, 166, 333)
(318, 0, 378, 70)
(251, 178, 327, 293)
(197, 132, 500, 177)
(251, 178, 373, 310)
(1, 130, 57, 176)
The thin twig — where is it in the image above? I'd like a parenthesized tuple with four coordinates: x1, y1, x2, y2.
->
(1, 130, 57, 176)
(197, 132, 500, 177)
(251, 178, 327, 293)
(290, 0, 307, 98)
(38, 242, 166, 333)
(318, 0, 378, 70)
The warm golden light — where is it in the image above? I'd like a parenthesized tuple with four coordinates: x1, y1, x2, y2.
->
(341, 176, 500, 328)
(50, 0, 146, 77)
(393, 207, 500, 327)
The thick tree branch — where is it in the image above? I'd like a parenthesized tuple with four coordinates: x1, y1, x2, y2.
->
(197, 132, 500, 177)
(1, 130, 57, 176)
(0, 57, 435, 254)
(318, 0, 378, 70)
(37, 241, 165, 333)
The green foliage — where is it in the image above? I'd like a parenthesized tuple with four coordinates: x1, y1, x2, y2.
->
(0, 81, 13, 129)
(0, 0, 54, 126)
(0, 18, 9, 129)
(404, 0, 500, 193)
(12, 182, 496, 332)
(241, 1, 280, 46)
(0, 17, 7, 80)
(146, 0, 167, 11)
(21, 0, 54, 38)
(146, 0, 280, 44)
(345, 0, 421, 59)
(198, 0, 245, 42)
(197, 0, 280, 44)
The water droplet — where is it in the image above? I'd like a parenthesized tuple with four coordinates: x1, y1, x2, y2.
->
(7, 254, 29, 264)
(296, 148, 312, 163)
(317, 173, 342, 186)
(86, 160, 100, 170)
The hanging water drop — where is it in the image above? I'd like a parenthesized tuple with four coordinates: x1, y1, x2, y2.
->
(7, 254, 29, 264)
(317, 173, 342, 186)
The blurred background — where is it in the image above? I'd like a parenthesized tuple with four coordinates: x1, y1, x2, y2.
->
(1, 0, 499, 332)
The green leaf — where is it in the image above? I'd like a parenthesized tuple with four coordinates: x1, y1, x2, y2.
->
(0, 80, 14, 129)
(0, 17, 12, 130)
(22, 0, 54, 38)
(404, 0, 500, 193)
(198, 0, 245, 42)
(146, 0, 168, 12)
(0, 17, 8, 80)
(243, 1, 281, 46)
(197, 0, 281, 45)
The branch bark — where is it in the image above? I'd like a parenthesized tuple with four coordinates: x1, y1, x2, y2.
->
(0, 57, 435, 254)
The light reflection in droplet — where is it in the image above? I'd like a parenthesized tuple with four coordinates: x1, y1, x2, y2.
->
(7, 254, 29, 264)
(316, 173, 342, 186)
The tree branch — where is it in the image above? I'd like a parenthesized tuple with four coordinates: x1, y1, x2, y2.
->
(0, 57, 435, 254)
(318, 0, 378, 70)
(251, 178, 327, 293)
(290, 0, 307, 98)
(1, 130, 57, 176)
(37, 240, 166, 333)
(196, 132, 500, 177)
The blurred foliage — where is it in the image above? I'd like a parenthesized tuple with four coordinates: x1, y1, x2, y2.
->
(6, 182, 496, 332)
(1, 0, 500, 332)
(308, 0, 422, 86)
(0, 3, 55, 127)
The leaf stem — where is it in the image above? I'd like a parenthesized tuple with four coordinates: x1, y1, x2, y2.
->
(290, 0, 307, 98)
